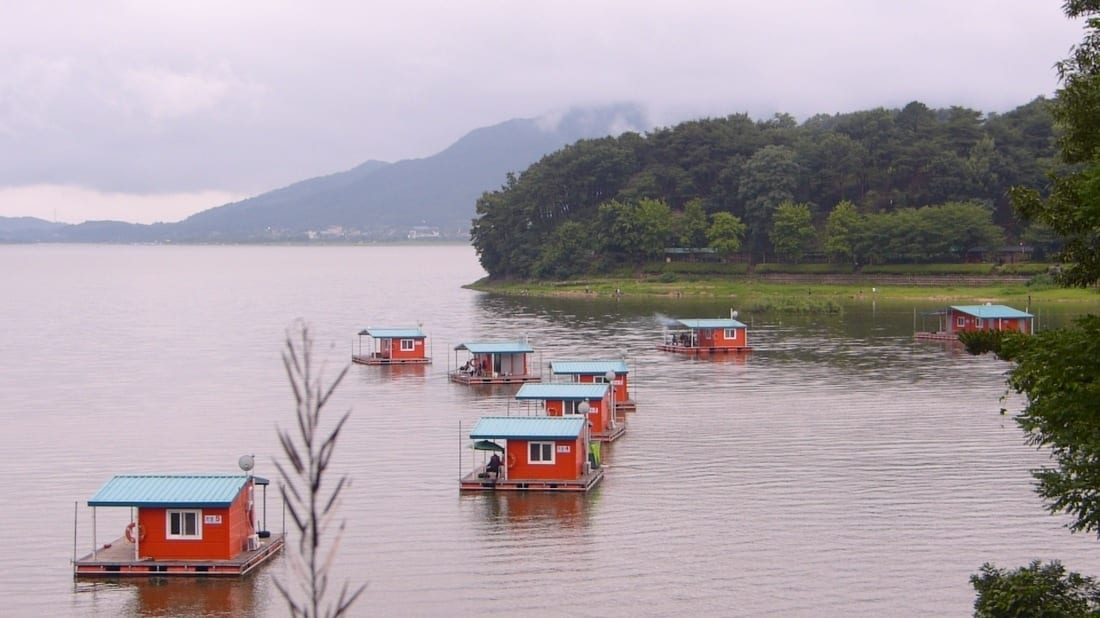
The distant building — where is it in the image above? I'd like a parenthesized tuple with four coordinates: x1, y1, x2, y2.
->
(663, 247, 719, 262)
(408, 226, 441, 240)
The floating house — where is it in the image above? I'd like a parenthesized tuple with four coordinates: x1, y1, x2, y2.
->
(449, 341, 541, 385)
(915, 304, 1035, 341)
(550, 359, 635, 411)
(515, 382, 625, 443)
(352, 327, 431, 365)
(658, 317, 751, 355)
(459, 416, 603, 492)
(73, 469, 283, 578)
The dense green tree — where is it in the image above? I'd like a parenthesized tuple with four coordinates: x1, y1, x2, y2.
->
(1010, 0, 1100, 287)
(706, 211, 747, 256)
(634, 198, 676, 261)
(769, 201, 816, 262)
(998, 315, 1100, 534)
(850, 210, 892, 265)
(943, 106, 985, 156)
(677, 198, 710, 247)
(922, 201, 1005, 259)
(971, 560, 1100, 617)
(596, 198, 673, 267)
(842, 202, 1002, 263)
(1021, 221, 1064, 260)
(802, 133, 866, 206)
(824, 200, 861, 263)
(468, 93, 1060, 279)
(533, 221, 594, 279)
(738, 145, 800, 256)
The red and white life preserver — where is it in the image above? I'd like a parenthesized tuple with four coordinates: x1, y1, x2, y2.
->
(125, 521, 146, 543)
(507, 452, 516, 469)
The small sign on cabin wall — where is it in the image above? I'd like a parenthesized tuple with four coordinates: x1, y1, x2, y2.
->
(557, 445, 571, 453)
(204, 515, 222, 525)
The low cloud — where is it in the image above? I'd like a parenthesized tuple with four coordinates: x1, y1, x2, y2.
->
(0, 184, 243, 224)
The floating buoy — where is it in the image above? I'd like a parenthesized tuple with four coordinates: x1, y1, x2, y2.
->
(125, 521, 146, 543)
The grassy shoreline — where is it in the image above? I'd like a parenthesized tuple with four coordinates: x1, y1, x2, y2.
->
(465, 276, 1099, 305)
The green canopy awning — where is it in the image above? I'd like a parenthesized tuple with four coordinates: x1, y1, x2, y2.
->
(470, 439, 504, 452)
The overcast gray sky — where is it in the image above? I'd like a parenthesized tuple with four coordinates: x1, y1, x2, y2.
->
(0, 1, 1086, 224)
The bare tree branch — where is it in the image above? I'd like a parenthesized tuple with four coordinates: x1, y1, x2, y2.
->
(275, 319, 365, 617)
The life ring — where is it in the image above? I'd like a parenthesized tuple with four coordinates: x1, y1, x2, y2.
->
(506, 452, 516, 469)
(125, 521, 146, 543)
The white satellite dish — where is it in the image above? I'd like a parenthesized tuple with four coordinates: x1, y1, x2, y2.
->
(238, 454, 255, 472)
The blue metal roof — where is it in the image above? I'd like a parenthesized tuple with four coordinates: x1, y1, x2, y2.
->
(455, 342, 534, 354)
(549, 360, 628, 375)
(676, 318, 746, 329)
(358, 327, 426, 339)
(88, 474, 249, 508)
(515, 383, 609, 400)
(951, 304, 1033, 319)
(469, 416, 586, 440)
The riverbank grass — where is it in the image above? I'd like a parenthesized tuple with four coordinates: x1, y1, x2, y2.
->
(466, 276, 1098, 306)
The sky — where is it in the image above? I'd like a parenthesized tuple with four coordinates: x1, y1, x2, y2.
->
(0, 1, 1088, 224)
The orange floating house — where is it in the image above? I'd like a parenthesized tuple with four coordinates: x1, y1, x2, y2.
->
(549, 359, 635, 412)
(73, 468, 283, 578)
(515, 382, 625, 443)
(352, 327, 431, 365)
(449, 341, 541, 385)
(658, 317, 751, 355)
(459, 416, 603, 492)
(914, 304, 1034, 341)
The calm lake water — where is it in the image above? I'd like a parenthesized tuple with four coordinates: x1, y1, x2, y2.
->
(1, 244, 1098, 617)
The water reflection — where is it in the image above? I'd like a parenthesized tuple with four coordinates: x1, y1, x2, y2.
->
(351, 363, 429, 382)
(463, 491, 593, 531)
(77, 576, 263, 617)
(657, 350, 752, 365)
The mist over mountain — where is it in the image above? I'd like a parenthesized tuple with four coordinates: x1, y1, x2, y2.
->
(0, 104, 648, 243)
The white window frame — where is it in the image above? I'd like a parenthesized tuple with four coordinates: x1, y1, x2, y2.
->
(956, 316, 966, 328)
(976, 318, 984, 328)
(400, 338, 415, 351)
(166, 509, 203, 540)
(724, 328, 739, 340)
(529, 441, 555, 464)
(564, 400, 583, 415)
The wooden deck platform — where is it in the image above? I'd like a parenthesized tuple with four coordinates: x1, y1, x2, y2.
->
(459, 467, 603, 492)
(352, 354, 431, 365)
(592, 423, 627, 443)
(614, 399, 637, 412)
(73, 533, 285, 578)
(657, 344, 753, 355)
(913, 332, 958, 341)
(449, 371, 541, 385)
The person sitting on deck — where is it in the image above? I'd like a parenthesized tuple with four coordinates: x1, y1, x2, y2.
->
(486, 453, 502, 478)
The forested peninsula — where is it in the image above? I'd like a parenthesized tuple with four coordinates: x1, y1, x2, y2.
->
(470, 98, 1062, 282)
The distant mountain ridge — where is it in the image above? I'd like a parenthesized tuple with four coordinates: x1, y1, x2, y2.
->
(0, 105, 648, 243)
